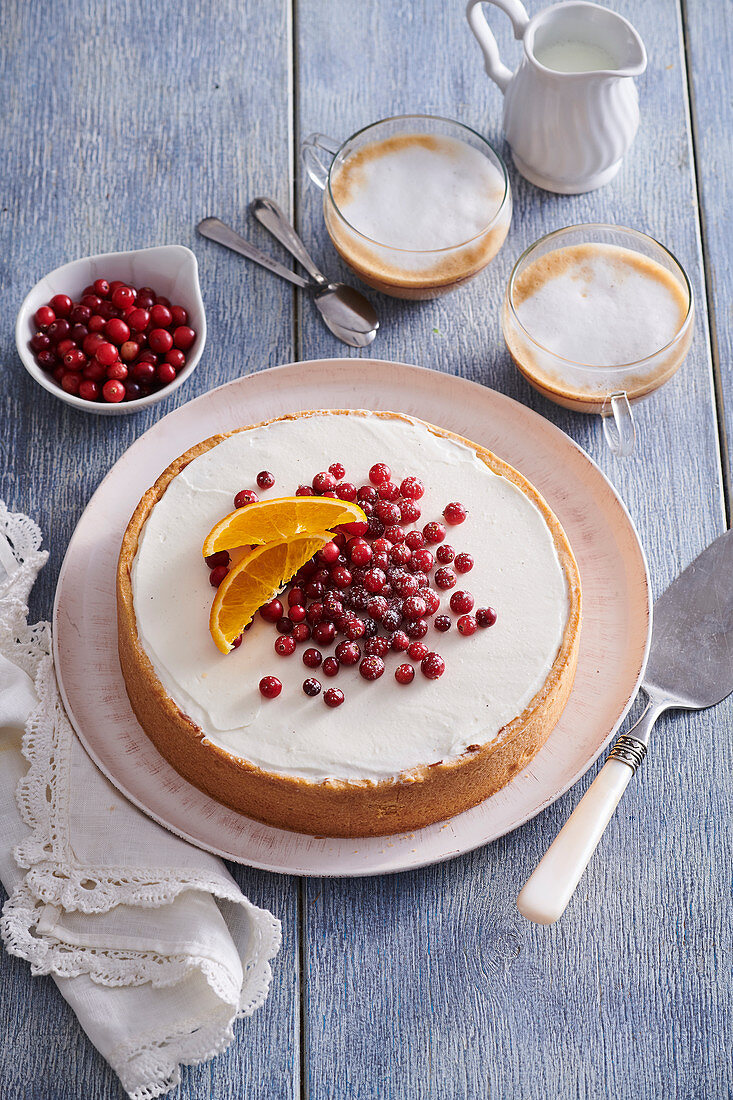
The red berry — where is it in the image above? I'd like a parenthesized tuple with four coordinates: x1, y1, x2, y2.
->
(276, 616, 294, 634)
(335, 640, 361, 665)
(329, 462, 346, 479)
(422, 590, 440, 615)
(205, 550, 230, 568)
(395, 663, 415, 685)
(348, 540, 372, 566)
(303, 678, 321, 697)
(111, 285, 136, 310)
(323, 687, 344, 707)
(131, 360, 156, 382)
(322, 657, 340, 677)
(36, 349, 57, 370)
(476, 607, 497, 628)
(405, 618, 428, 639)
(87, 314, 106, 333)
(165, 348, 186, 369)
(377, 481, 400, 502)
(330, 566, 352, 590)
(359, 655, 385, 681)
(47, 319, 71, 343)
(369, 462, 391, 485)
(411, 548, 434, 572)
(454, 553, 474, 573)
(399, 500, 421, 524)
(450, 591, 474, 614)
(288, 605, 306, 624)
(400, 476, 424, 499)
(259, 676, 282, 699)
(357, 485, 378, 504)
(423, 522, 446, 544)
(173, 325, 196, 350)
(313, 621, 336, 645)
(319, 541, 339, 564)
(106, 362, 128, 381)
(234, 489, 258, 508)
(170, 305, 188, 326)
(405, 531, 425, 551)
(102, 379, 125, 403)
(389, 630, 410, 652)
(436, 544, 455, 564)
(434, 567, 456, 590)
(335, 481, 357, 502)
(421, 652, 445, 679)
(312, 471, 336, 493)
(303, 648, 323, 668)
(408, 641, 429, 661)
(104, 318, 130, 346)
(60, 372, 81, 395)
(260, 599, 284, 623)
(82, 294, 103, 311)
(49, 294, 72, 318)
(364, 636, 389, 658)
(84, 359, 107, 382)
(390, 544, 411, 566)
(93, 278, 110, 298)
(434, 616, 452, 632)
(443, 502, 467, 525)
(150, 303, 173, 328)
(296, 484, 315, 496)
(127, 307, 150, 332)
(402, 595, 427, 619)
(293, 623, 312, 643)
(457, 615, 477, 636)
(344, 519, 369, 537)
(148, 327, 173, 354)
(364, 568, 386, 593)
(375, 500, 401, 525)
(78, 379, 100, 401)
(275, 635, 297, 656)
(124, 380, 142, 401)
(256, 470, 275, 490)
(394, 572, 418, 598)
(34, 306, 55, 329)
(209, 564, 229, 587)
(30, 332, 51, 353)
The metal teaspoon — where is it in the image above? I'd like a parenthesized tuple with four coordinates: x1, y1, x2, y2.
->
(196, 215, 379, 348)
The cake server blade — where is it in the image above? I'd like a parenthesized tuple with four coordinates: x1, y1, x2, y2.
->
(517, 528, 733, 924)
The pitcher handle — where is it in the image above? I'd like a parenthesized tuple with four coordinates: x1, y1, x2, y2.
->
(466, 0, 530, 93)
(301, 133, 342, 190)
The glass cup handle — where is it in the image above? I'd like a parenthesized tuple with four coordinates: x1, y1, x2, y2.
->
(601, 391, 636, 456)
(301, 133, 341, 190)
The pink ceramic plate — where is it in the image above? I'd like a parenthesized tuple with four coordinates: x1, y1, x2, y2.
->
(53, 359, 650, 876)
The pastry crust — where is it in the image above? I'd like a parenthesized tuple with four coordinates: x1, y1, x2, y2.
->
(117, 410, 582, 837)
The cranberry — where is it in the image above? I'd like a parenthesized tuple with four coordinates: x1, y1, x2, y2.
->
(368, 462, 390, 485)
(97, 300, 117, 319)
(276, 616, 294, 635)
(457, 615, 477, 636)
(476, 607, 497, 628)
(363, 568, 386, 594)
(367, 595, 389, 621)
(384, 525, 405, 545)
(30, 332, 51, 353)
(363, 637, 387, 658)
(323, 687, 344, 707)
(394, 573, 419, 598)
(61, 372, 81, 395)
(88, 314, 106, 333)
(434, 616, 452, 632)
(348, 540, 372, 566)
(436, 544, 455, 564)
(389, 630, 410, 652)
(382, 608, 402, 632)
(127, 307, 150, 331)
(36, 349, 57, 370)
(165, 348, 186, 369)
(359, 655, 385, 681)
(104, 318, 130, 346)
(205, 550, 230, 568)
(405, 618, 428, 639)
(209, 564, 229, 587)
(422, 590, 440, 616)
(256, 470, 275, 490)
(82, 332, 105, 357)
(259, 676, 282, 699)
(131, 360, 156, 382)
(408, 641, 429, 661)
(234, 489, 258, 508)
(344, 519, 369, 537)
(303, 678, 322, 697)
(123, 380, 142, 401)
(450, 591, 474, 614)
(357, 485, 378, 504)
(400, 476, 424, 499)
(399, 500, 421, 524)
(411, 548, 434, 572)
(84, 359, 107, 382)
(170, 305, 188, 326)
(390, 544, 411, 567)
(275, 635, 297, 656)
(395, 663, 415, 685)
(322, 657, 340, 677)
(150, 303, 173, 328)
(107, 362, 128, 382)
(312, 471, 336, 494)
(306, 595, 324, 617)
(375, 501, 401, 525)
(344, 616, 366, 640)
(328, 462, 346, 479)
(444, 502, 467, 525)
(330, 566, 352, 589)
(296, 484, 314, 497)
(423, 522, 446, 544)
(81, 294, 103, 311)
(93, 278, 110, 298)
(421, 652, 445, 680)
(111, 285, 135, 310)
(335, 640, 361, 665)
(156, 362, 177, 386)
(434, 567, 457, 590)
(260, 599, 284, 623)
(313, 621, 336, 645)
(118, 340, 138, 363)
(49, 294, 72, 318)
(289, 605, 307, 624)
(102, 379, 125, 403)
(293, 623, 312, 643)
(148, 328, 173, 354)
(377, 481, 400, 502)
(402, 595, 427, 620)
(454, 553, 474, 573)
(405, 531, 425, 551)
(303, 648, 323, 668)
(34, 306, 55, 329)
(47, 319, 71, 343)
(173, 325, 196, 351)
(56, 339, 76, 357)
(78, 379, 100, 401)
(316, 541, 337, 565)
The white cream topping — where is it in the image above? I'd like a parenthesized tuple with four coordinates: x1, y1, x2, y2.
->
(130, 413, 570, 782)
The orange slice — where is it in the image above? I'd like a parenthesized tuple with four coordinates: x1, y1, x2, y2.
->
(209, 532, 331, 653)
(202, 496, 367, 558)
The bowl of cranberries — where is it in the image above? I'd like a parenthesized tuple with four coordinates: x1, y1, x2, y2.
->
(16, 245, 206, 414)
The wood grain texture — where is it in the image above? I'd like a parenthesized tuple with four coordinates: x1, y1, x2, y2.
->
(0, 1, 300, 1097)
(295, 1, 732, 1098)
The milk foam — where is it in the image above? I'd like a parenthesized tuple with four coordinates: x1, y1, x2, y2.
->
(513, 244, 688, 366)
(330, 134, 506, 252)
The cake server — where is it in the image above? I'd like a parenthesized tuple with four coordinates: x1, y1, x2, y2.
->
(518, 528, 733, 924)
(197, 214, 379, 348)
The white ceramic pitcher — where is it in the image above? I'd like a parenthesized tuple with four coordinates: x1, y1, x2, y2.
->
(466, 0, 647, 193)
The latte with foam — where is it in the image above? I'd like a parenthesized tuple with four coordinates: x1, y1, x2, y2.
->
(325, 132, 510, 299)
(503, 242, 692, 411)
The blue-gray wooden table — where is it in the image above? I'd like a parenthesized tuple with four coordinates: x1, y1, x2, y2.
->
(1, 1, 731, 1096)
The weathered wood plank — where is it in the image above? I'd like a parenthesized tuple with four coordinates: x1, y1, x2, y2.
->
(296, 1, 731, 1097)
(0, 1, 299, 1097)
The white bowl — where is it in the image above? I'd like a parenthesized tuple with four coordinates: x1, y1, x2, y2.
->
(15, 245, 207, 415)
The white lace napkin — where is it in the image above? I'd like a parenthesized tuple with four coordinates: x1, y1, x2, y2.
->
(0, 502, 281, 1099)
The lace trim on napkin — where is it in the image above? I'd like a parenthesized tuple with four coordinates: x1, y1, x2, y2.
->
(0, 502, 282, 1100)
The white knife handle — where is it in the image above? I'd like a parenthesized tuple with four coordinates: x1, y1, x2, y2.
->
(517, 757, 634, 925)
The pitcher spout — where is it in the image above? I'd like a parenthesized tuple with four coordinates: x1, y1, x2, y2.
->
(526, 2, 647, 78)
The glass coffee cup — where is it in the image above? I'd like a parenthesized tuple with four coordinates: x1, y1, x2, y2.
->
(502, 224, 694, 455)
(302, 115, 512, 300)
